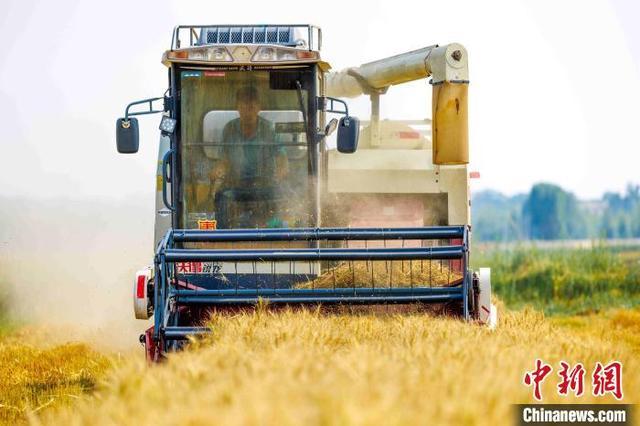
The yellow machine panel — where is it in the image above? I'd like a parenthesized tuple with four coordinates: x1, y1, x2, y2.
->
(432, 82, 469, 165)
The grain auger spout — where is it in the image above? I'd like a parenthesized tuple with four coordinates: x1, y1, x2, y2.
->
(326, 43, 469, 164)
(115, 25, 496, 361)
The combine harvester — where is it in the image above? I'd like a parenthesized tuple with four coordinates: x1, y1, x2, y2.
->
(116, 25, 497, 361)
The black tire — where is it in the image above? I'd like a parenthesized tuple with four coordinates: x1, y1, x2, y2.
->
(468, 271, 480, 320)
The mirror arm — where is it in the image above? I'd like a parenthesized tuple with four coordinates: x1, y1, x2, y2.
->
(318, 96, 350, 125)
(124, 96, 166, 120)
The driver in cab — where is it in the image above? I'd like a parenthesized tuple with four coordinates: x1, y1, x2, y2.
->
(211, 86, 288, 227)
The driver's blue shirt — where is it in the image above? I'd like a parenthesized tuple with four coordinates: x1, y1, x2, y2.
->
(221, 116, 282, 187)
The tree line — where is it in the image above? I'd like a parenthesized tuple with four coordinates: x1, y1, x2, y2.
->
(472, 183, 640, 241)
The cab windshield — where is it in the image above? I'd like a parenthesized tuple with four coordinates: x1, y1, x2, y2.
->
(179, 68, 315, 230)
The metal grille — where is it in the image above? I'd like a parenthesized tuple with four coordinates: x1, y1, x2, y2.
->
(231, 28, 242, 43)
(218, 29, 230, 43)
(198, 26, 295, 46)
(173, 24, 321, 51)
(267, 28, 278, 43)
(278, 27, 290, 43)
(206, 29, 218, 44)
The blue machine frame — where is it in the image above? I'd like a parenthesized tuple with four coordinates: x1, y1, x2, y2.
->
(153, 225, 471, 342)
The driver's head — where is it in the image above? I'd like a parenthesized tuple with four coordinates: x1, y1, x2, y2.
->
(236, 86, 260, 122)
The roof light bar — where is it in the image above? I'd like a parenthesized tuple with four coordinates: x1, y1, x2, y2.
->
(165, 45, 318, 64)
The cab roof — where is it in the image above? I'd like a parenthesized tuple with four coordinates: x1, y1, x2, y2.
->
(163, 25, 329, 68)
(171, 25, 322, 51)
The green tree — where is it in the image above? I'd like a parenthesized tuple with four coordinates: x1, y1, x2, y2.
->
(471, 191, 524, 241)
(522, 183, 586, 240)
(601, 184, 640, 238)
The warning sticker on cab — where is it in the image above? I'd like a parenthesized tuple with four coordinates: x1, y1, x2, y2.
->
(204, 71, 225, 77)
(197, 219, 217, 230)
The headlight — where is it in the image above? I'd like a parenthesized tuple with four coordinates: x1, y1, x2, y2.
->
(188, 49, 207, 60)
(278, 51, 297, 61)
(252, 46, 317, 62)
(253, 47, 277, 61)
(208, 47, 232, 61)
(166, 47, 233, 62)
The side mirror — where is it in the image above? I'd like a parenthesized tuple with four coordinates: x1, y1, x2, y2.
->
(336, 116, 359, 153)
(116, 117, 139, 154)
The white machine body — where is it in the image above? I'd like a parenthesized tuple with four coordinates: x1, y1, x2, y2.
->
(478, 267, 497, 329)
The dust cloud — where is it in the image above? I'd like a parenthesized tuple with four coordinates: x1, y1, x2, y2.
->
(0, 195, 154, 351)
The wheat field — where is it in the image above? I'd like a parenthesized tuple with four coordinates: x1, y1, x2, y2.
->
(0, 332, 111, 424)
(21, 305, 634, 426)
(2, 247, 639, 425)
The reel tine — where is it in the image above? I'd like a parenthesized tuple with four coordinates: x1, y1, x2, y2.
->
(351, 260, 355, 287)
(410, 259, 413, 290)
(235, 261, 239, 294)
(365, 240, 369, 272)
(429, 247, 432, 287)
(383, 238, 388, 275)
(371, 260, 375, 290)
(401, 238, 405, 273)
(272, 260, 276, 290)
(253, 261, 258, 289)
(332, 262, 336, 291)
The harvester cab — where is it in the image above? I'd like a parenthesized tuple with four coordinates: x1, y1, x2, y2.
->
(117, 25, 496, 361)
